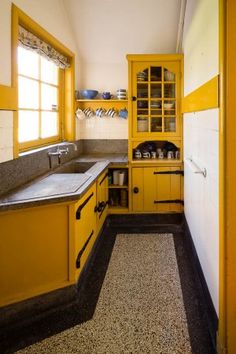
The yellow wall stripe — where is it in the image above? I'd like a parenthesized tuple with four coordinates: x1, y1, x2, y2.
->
(0, 85, 17, 111)
(182, 76, 219, 113)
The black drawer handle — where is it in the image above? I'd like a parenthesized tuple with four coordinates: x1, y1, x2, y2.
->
(133, 187, 139, 194)
(154, 199, 184, 205)
(98, 201, 108, 219)
(99, 173, 108, 186)
(76, 193, 94, 220)
(153, 170, 184, 176)
(76, 230, 94, 269)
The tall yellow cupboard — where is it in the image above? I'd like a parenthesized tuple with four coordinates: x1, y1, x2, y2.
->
(127, 54, 184, 212)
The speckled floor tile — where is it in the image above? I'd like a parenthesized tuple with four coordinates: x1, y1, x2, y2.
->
(16, 234, 191, 354)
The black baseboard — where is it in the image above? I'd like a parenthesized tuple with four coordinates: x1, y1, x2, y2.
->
(183, 215, 218, 350)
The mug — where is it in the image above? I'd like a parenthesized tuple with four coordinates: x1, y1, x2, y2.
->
(158, 151, 164, 159)
(151, 151, 157, 159)
(134, 149, 142, 159)
(142, 151, 150, 158)
(167, 151, 174, 159)
(102, 92, 113, 100)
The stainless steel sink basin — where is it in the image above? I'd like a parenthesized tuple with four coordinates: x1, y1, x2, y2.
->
(55, 161, 95, 174)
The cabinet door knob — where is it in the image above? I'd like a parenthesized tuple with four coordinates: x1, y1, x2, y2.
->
(133, 187, 139, 194)
(131, 96, 137, 101)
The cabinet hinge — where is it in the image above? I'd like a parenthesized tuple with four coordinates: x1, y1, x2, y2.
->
(153, 170, 184, 176)
(154, 199, 184, 205)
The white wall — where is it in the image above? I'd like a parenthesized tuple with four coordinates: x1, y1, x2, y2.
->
(183, 0, 219, 314)
(0, 0, 79, 163)
(64, 0, 181, 140)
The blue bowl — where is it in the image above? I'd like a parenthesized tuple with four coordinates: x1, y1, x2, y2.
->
(80, 90, 98, 99)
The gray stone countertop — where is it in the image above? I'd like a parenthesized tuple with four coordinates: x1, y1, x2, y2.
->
(0, 154, 128, 212)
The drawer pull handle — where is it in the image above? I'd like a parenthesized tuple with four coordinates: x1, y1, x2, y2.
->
(76, 230, 94, 269)
(99, 173, 108, 186)
(133, 187, 139, 194)
(76, 193, 94, 220)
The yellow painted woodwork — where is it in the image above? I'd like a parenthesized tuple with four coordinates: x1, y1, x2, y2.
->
(217, 0, 226, 352)
(72, 184, 97, 281)
(0, 85, 17, 110)
(97, 170, 108, 234)
(0, 204, 72, 307)
(182, 76, 219, 113)
(131, 168, 144, 212)
(76, 99, 128, 111)
(11, 5, 75, 156)
(131, 167, 182, 213)
(218, 0, 236, 352)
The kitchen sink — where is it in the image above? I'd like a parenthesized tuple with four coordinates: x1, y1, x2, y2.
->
(55, 161, 96, 174)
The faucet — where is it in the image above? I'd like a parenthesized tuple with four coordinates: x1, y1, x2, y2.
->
(48, 146, 69, 168)
(47, 142, 78, 168)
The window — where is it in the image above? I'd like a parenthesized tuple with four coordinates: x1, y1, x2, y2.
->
(12, 5, 75, 157)
(18, 47, 61, 148)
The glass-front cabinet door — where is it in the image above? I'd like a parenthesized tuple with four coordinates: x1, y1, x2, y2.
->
(132, 61, 180, 137)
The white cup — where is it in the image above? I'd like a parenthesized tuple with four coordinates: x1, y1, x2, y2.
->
(119, 171, 125, 186)
(113, 170, 119, 185)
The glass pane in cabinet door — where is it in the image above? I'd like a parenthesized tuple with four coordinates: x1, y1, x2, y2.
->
(164, 117, 176, 132)
(151, 118, 162, 132)
(164, 68, 175, 81)
(150, 67, 162, 81)
(164, 100, 175, 115)
(164, 83, 175, 98)
(137, 84, 148, 98)
(136, 68, 148, 82)
(137, 100, 148, 114)
(150, 100, 162, 115)
(137, 117, 149, 132)
(151, 84, 161, 98)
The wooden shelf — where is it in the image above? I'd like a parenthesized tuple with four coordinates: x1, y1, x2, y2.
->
(108, 185, 128, 189)
(76, 99, 128, 103)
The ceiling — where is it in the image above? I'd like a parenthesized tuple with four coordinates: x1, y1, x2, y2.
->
(63, 0, 182, 63)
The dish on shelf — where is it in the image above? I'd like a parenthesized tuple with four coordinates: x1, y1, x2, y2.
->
(164, 71, 175, 81)
(137, 118, 148, 132)
(164, 102, 175, 109)
(80, 89, 98, 99)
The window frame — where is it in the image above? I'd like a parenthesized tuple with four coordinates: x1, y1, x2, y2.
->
(12, 4, 75, 156)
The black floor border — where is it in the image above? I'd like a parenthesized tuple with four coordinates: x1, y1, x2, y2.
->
(0, 213, 217, 354)
(182, 215, 218, 351)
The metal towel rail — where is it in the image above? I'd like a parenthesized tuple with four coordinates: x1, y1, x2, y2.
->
(184, 157, 207, 178)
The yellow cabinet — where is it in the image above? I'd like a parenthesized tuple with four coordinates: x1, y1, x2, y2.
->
(96, 170, 108, 233)
(131, 166, 183, 212)
(127, 54, 183, 139)
(71, 183, 97, 281)
(0, 203, 73, 307)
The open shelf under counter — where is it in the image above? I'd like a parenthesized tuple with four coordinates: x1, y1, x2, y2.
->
(108, 184, 128, 189)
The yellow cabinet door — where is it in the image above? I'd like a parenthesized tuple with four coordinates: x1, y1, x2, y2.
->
(131, 60, 181, 139)
(131, 166, 183, 212)
(96, 170, 108, 234)
(131, 167, 144, 211)
(73, 183, 97, 280)
(0, 204, 71, 307)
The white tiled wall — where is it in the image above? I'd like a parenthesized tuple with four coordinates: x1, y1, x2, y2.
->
(184, 108, 219, 314)
(77, 116, 128, 140)
(0, 111, 13, 163)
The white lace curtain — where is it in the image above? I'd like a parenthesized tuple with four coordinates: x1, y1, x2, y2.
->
(18, 25, 70, 69)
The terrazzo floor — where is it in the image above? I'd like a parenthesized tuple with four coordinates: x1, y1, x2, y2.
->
(16, 234, 191, 354)
(0, 215, 216, 354)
